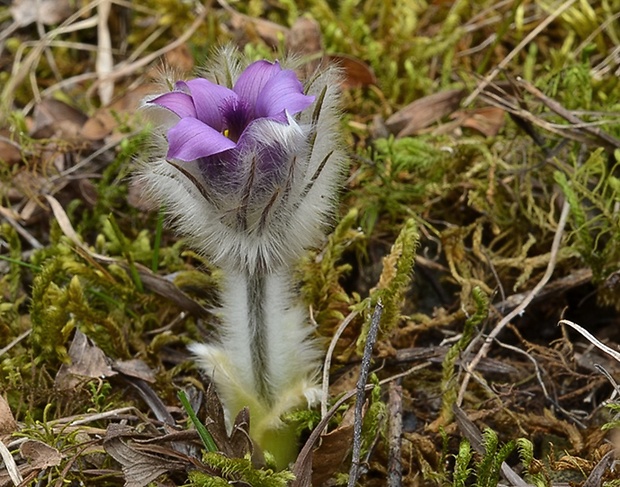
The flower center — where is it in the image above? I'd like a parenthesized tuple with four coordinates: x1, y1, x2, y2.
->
(221, 97, 253, 142)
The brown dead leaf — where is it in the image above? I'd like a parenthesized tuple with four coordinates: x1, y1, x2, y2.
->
(55, 329, 116, 390)
(30, 99, 88, 140)
(329, 365, 360, 397)
(223, 1, 289, 47)
(103, 424, 188, 487)
(311, 407, 356, 486)
(203, 386, 253, 460)
(451, 106, 506, 137)
(386, 88, 466, 137)
(135, 264, 212, 318)
(19, 440, 62, 469)
(328, 54, 377, 88)
(123, 377, 175, 426)
(0, 396, 17, 437)
(0, 130, 21, 167)
(113, 359, 156, 383)
(80, 84, 157, 141)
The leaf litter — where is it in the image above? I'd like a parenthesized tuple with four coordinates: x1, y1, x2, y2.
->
(1, 0, 620, 485)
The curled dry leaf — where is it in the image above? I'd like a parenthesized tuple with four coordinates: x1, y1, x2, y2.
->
(203, 386, 253, 460)
(385, 88, 466, 137)
(30, 99, 88, 140)
(113, 359, 156, 383)
(328, 54, 377, 88)
(103, 423, 188, 487)
(80, 84, 157, 141)
(19, 440, 62, 470)
(311, 406, 356, 486)
(451, 106, 506, 137)
(55, 329, 117, 390)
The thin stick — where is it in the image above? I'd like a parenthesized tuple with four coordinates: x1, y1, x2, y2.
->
(457, 199, 570, 405)
(0, 329, 32, 358)
(348, 301, 383, 487)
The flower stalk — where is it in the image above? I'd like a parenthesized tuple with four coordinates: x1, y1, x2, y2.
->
(138, 46, 346, 468)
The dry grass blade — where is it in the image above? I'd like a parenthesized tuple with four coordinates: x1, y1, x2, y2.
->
(0, 438, 23, 486)
(321, 310, 359, 419)
(560, 319, 620, 363)
(96, 0, 114, 105)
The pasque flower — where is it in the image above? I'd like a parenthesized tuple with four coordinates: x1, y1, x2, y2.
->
(150, 60, 314, 165)
(139, 47, 346, 468)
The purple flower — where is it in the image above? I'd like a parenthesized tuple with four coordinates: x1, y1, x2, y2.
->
(149, 60, 315, 168)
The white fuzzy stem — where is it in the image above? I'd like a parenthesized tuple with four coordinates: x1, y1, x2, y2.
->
(190, 265, 322, 434)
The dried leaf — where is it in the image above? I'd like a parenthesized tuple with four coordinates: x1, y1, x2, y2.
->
(230, 408, 253, 460)
(30, 99, 88, 140)
(124, 377, 175, 426)
(0, 438, 22, 486)
(386, 88, 466, 136)
(226, 5, 289, 47)
(80, 85, 156, 141)
(202, 386, 230, 452)
(103, 424, 187, 487)
(0, 130, 21, 167)
(113, 359, 156, 383)
(19, 440, 62, 469)
(328, 54, 377, 88)
(452, 106, 506, 137)
(311, 409, 355, 486)
(55, 329, 117, 390)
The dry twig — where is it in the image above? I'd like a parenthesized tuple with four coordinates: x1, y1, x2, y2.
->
(348, 301, 383, 487)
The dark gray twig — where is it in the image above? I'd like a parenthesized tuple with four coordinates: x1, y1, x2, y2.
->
(348, 300, 383, 487)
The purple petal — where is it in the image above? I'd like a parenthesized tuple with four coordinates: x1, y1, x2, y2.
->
(185, 79, 237, 132)
(166, 117, 236, 161)
(255, 69, 315, 121)
(233, 60, 282, 108)
(149, 92, 196, 118)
